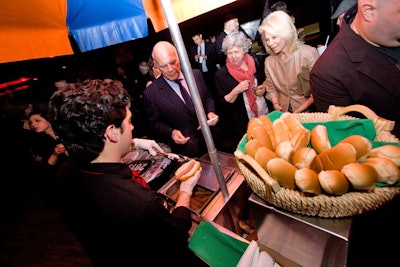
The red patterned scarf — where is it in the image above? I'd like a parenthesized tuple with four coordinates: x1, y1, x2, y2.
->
(226, 53, 258, 117)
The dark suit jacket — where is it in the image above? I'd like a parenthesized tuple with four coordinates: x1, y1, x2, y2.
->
(189, 41, 219, 73)
(143, 69, 215, 157)
(310, 17, 400, 138)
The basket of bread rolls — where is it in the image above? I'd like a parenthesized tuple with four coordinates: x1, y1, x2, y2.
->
(234, 104, 400, 218)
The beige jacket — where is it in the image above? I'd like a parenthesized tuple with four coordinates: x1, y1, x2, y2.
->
(264, 43, 319, 112)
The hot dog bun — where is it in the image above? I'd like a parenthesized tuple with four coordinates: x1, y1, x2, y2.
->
(341, 162, 377, 191)
(175, 159, 201, 181)
(339, 135, 372, 161)
(293, 147, 318, 169)
(363, 157, 400, 185)
(318, 143, 357, 171)
(318, 170, 349, 196)
(367, 145, 400, 166)
(267, 158, 297, 189)
(310, 125, 331, 154)
(295, 168, 322, 195)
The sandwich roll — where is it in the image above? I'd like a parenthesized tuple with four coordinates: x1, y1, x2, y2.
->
(267, 158, 297, 189)
(274, 140, 294, 162)
(175, 159, 201, 181)
(367, 145, 400, 166)
(295, 168, 322, 195)
(363, 157, 400, 185)
(341, 162, 377, 191)
(281, 112, 305, 136)
(310, 154, 324, 173)
(258, 114, 276, 149)
(318, 170, 349, 196)
(248, 125, 273, 150)
(247, 117, 263, 137)
(292, 147, 318, 169)
(254, 146, 278, 171)
(272, 118, 291, 145)
(318, 143, 357, 171)
(310, 125, 331, 154)
(245, 138, 263, 158)
(291, 128, 311, 152)
(339, 135, 372, 161)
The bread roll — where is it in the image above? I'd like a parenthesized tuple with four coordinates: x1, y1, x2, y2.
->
(248, 125, 273, 150)
(318, 170, 349, 195)
(175, 159, 201, 181)
(341, 162, 377, 191)
(254, 146, 278, 171)
(318, 143, 357, 171)
(339, 135, 372, 161)
(274, 140, 294, 162)
(245, 138, 263, 158)
(363, 157, 400, 185)
(310, 154, 324, 173)
(291, 128, 311, 152)
(267, 158, 297, 189)
(272, 118, 291, 145)
(247, 118, 262, 137)
(311, 125, 331, 154)
(258, 114, 276, 149)
(293, 147, 317, 169)
(295, 168, 322, 195)
(281, 112, 304, 136)
(367, 145, 400, 166)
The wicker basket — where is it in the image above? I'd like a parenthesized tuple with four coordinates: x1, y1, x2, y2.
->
(234, 105, 400, 218)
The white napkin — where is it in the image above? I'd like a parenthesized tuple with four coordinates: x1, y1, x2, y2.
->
(237, 240, 275, 267)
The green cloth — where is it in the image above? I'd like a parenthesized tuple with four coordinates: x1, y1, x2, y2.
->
(189, 221, 249, 267)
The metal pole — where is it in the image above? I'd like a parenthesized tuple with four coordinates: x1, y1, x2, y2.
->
(159, 0, 229, 200)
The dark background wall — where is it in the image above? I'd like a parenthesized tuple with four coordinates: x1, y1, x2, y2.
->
(0, 0, 343, 101)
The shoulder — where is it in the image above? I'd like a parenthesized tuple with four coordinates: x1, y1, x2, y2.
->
(297, 44, 319, 56)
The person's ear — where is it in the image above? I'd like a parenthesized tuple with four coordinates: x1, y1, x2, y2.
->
(105, 126, 118, 142)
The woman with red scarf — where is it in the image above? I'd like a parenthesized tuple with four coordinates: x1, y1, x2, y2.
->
(214, 31, 269, 153)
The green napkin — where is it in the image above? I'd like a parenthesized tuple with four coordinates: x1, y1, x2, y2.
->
(189, 221, 249, 267)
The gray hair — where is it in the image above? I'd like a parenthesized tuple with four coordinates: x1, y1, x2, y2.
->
(221, 31, 249, 55)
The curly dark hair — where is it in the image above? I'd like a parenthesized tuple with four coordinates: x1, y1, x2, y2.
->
(48, 79, 131, 162)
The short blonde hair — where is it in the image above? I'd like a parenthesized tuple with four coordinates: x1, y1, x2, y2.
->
(258, 10, 300, 55)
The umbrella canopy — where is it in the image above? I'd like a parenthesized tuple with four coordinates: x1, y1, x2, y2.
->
(0, 0, 235, 64)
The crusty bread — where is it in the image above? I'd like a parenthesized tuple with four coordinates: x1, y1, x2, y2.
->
(318, 143, 357, 171)
(295, 168, 322, 195)
(339, 135, 372, 161)
(292, 147, 318, 169)
(318, 170, 349, 195)
(258, 114, 276, 149)
(245, 138, 263, 158)
(272, 118, 291, 145)
(310, 125, 331, 154)
(267, 158, 297, 189)
(254, 146, 278, 171)
(363, 157, 400, 185)
(367, 145, 400, 166)
(248, 125, 273, 150)
(341, 162, 377, 191)
(274, 140, 294, 162)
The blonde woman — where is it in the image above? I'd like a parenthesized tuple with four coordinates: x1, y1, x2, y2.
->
(258, 10, 319, 113)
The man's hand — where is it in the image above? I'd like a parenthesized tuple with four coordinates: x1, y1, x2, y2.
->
(172, 130, 190, 144)
(133, 138, 164, 156)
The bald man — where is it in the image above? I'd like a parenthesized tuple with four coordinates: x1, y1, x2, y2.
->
(310, 0, 400, 138)
(143, 41, 219, 157)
